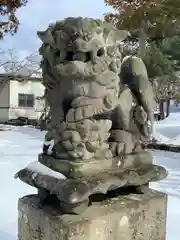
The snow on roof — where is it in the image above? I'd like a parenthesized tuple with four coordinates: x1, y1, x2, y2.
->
(0, 73, 42, 82)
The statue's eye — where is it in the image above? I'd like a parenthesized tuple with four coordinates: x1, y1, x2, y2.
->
(97, 47, 105, 57)
(84, 35, 92, 41)
(66, 52, 74, 61)
(75, 32, 80, 37)
(55, 50, 60, 57)
(72, 32, 80, 41)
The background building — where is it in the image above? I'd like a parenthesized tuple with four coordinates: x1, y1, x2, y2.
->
(0, 73, 44, 122)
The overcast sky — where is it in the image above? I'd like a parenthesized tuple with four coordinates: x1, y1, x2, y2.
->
(0, 0, 112, 58)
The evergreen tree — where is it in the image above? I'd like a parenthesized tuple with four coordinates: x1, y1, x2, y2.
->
(161, 36, 180, 71)
(104, 0, 180, 56)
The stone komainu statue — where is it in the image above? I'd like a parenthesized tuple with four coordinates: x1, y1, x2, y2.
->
(16, 17, 167, 214)
(38, 17, 155, 159)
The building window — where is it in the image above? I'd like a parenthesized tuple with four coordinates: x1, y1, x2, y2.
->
(18, 94, 34, 107)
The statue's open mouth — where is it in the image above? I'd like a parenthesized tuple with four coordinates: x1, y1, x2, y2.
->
(55, 49, 111, 78)
(66, 51, 92, 62)
(64, 47, 105, 63)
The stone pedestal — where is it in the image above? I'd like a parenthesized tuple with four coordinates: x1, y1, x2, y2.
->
(18, 189, 167, 240)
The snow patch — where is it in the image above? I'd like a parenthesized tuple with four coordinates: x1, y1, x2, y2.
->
(153, 131, 170, 143)
(43, 139, 55, 155)
(153, 106, 180, 145)
(165, 134, 180, 145)
(26, 161, 66, 179)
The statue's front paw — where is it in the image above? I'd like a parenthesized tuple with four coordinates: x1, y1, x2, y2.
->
(109, 142, 125, 157)
(66, 105, 104, 122)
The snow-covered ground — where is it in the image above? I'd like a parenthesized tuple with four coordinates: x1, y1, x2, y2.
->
(151, 103, 180, 239)
(1, 103, 180, 239)
(0, 126, 44, 240)
(152, 151, 180, 240)
(153, 103, 180, 144)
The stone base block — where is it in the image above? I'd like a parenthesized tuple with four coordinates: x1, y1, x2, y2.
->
(18, 189, 167, 240)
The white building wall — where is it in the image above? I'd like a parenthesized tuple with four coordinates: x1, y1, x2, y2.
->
(0, 82, 10, 122)
(9, 80, 45, 120)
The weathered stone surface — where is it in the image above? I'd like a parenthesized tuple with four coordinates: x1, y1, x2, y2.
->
(18, 189, 167, 240)
(37, 17, 155, 161)
(38, 151, 153, 178)
(15, 17, 168, 215)
(17, 161, 167, 210)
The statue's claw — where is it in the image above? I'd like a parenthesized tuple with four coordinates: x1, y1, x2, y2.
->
(109, 141, 125, 157)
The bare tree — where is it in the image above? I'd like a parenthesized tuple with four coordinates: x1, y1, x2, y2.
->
(151, 75, 180, 118)
(0, 48, 41, 77)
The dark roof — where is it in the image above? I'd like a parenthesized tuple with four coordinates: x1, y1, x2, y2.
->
(0, 73, 42, 82)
